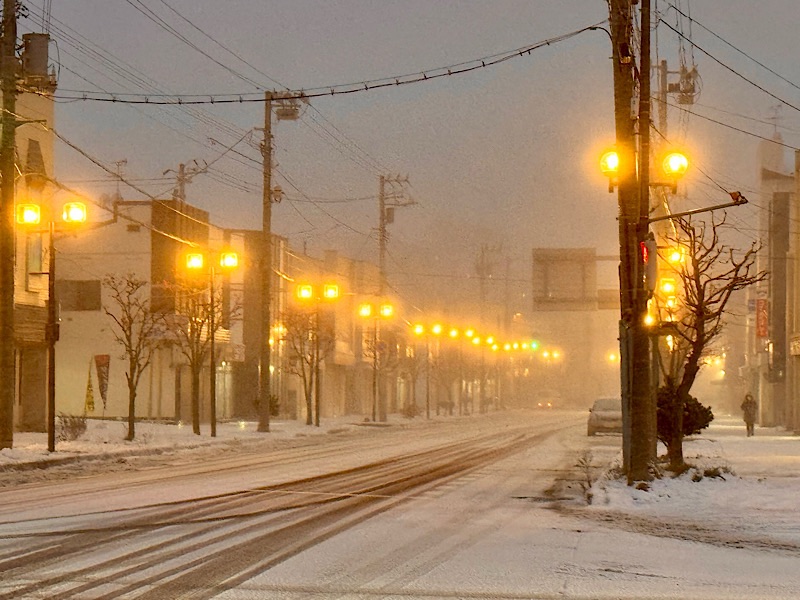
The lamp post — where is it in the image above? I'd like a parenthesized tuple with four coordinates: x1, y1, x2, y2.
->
(600, 143, 689, 481)
(431, 323, 444, 416)
(412, 323, 430, 419)
(17, 201, 87, 452)
(447, 327, 465, 415)
(297, 282, 340, 426)
(359, 300, 394, 422)
(186, 249, 239, 437)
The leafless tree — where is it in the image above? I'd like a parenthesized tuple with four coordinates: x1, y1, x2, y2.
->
(103, 274, 166, 441)
(657, 215, 767, 468)
(427, 342, 466, 416)
(398, 342, 424, 417)
(165, 280, 240, 435)
(361, 327, 400, 421)
(282, 307, 336, 426)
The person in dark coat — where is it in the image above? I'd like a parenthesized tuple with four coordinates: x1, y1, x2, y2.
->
(741, 393, 757, 437)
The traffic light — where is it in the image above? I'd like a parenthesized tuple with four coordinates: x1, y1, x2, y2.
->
(640, 237, 658, 292)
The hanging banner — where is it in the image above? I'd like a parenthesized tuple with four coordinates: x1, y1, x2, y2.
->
(84, 360, 95, 413)
(94, 354, 110, 412)
(756, 298, 768, 338)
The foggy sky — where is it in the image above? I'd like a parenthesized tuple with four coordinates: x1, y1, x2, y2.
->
(31, 0, 800, 315)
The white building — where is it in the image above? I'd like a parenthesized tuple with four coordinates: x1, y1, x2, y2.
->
(54, 199, 248, 423)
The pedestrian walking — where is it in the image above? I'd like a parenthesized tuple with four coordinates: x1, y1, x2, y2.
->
(741, 392, 757, 437)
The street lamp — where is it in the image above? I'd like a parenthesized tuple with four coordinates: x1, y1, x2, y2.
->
(296, 282, 340, 426)
(656, 150, 690, 193)
(359, 300, 394, 422)
(600, 149, 620, 193)
(600, 140, 690, 482)
(17, 200, 87, 452)
(185, 249, 239, 437)
(412, 323, 432, 419)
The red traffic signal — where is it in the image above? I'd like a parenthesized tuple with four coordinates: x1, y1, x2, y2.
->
(640, 238, 658, 291)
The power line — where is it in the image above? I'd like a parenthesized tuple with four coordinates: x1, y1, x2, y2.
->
(156, 0, 288, 90)
(30, 21, 607, 105)
(124, 0, 265, 90)
(658, 19, 800, 115)
(665, 2, 800, 95)
(655, 96, 800, 151)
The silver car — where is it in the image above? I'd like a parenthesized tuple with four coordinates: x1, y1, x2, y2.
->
(587, 396, 623, 436)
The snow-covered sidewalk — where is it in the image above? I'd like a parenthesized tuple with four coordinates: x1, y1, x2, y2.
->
(0, 414, 377, 473)
(585, 414, 800, 551)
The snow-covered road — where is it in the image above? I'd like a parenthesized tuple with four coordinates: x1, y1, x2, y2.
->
(2, 411, 799, 599)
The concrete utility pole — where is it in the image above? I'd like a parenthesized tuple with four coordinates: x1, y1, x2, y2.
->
(377, 174, 412, 295)
(165, 160, 207, 204)
(375, 174, 411, 421)
(637, 0, 657, 469)
(255, 92, 302, 432)
(257, 92, 274, 433)
(608, 0, 654, 482)
(0, 0, 18, 450)
(113, 159, 127, 202)
(475, 244, 498, 412)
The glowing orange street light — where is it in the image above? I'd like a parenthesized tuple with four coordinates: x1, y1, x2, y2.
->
(659, 150, 690, 193)
(63, 202, 88, 223)
(16, 203, 40, 225)
(359, 299, 394, 422)
(600, 149, 620, 193)
(16, 200, 88, 452)
(186, 252, 205, 270)
(220, 251, 239, 269)
(186, 249, 240, 437)
(662, 151, 689, 178)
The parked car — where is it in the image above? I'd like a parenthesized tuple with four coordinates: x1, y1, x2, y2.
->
(587, 396, 623, 435)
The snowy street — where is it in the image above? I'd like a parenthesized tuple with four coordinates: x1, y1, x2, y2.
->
(1, 411, 800, 598)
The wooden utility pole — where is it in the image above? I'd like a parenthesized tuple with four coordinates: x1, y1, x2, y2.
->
(0, 0, 18, 450)
(608, 0, 654, 482)
(257, 92, 273, 432)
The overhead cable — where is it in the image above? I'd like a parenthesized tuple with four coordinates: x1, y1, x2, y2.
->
(34, 21, 608, 105)
(658, 19, 800, 114)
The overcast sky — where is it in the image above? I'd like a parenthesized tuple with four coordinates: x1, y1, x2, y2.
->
(24, 0, 800, 315)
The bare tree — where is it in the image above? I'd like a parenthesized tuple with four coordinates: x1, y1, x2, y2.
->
(104, 274, 166, 441)
(361, 328, 399, 421)
(165, 280, 240, 435)
(398, 343, 424, 417)
(282, 307, 336, 426)
(430, 344, 466, 416)
(657, 215, 767, 468)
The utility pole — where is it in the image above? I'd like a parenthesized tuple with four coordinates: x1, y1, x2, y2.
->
(375, 175, 412, 421)
(377, 174, 412, 295)
(257, 92, 273, 433)
(165, 160, 207, 204)
(475, 244, 498, 412)
(255, 93, 302, 432)
(113, 159, 127, 202)
(608, 0, 654, 482)
(378, 175, 386, 295)
(637, 0, 657, 470)
(658, 60, 668, 139)
(0, 0, 18, 450)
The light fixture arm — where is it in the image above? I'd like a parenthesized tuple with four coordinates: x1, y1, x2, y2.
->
(647, 192, 747, 224)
